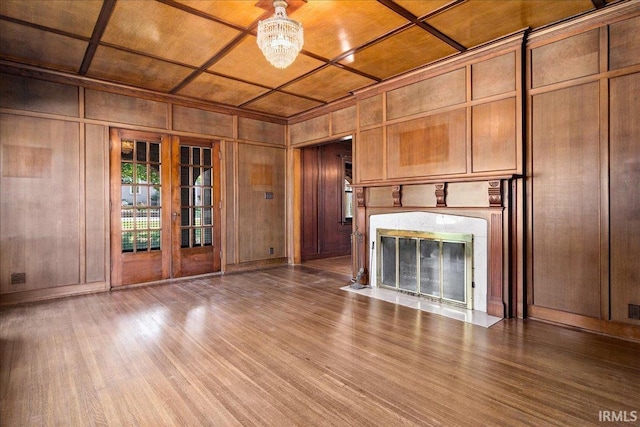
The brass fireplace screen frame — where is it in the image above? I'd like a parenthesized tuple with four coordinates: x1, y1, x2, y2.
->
(376, 229, 473, 309)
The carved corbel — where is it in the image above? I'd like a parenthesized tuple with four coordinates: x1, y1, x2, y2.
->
(435, 183, 447, 207)
(392, 185, 402, 207)
(488, 180, 502, 207)
(356, 187, 365, 208)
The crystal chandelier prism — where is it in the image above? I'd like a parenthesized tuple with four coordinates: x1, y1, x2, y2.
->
(257, 0, 304, 69)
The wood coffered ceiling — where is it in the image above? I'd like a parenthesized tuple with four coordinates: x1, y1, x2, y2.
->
(0, 0, 619, 119)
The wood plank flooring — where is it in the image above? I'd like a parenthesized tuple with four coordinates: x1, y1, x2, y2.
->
(303, 255, 353, 277)
(1, 266, 639, 426)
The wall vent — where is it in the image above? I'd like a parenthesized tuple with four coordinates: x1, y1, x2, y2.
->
(629, 304, 640, 320)
(11, 273, 26, 285)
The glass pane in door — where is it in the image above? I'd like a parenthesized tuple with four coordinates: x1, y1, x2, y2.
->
(398, 238, 417, 292)
(442, 242, 466, 303)
(120, 138, 161, 252)
(419, 239, 441, 297)
(179, 145, 215, 249)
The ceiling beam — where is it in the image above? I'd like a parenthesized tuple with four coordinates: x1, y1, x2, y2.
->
(79, 0, 117, 75)
(377, 0, 466, 52)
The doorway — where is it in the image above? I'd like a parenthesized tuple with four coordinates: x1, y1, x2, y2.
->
(300, 139, 352, 262)
(109, 129, 221, 287)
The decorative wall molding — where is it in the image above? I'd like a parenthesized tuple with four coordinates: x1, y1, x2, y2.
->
(356, 187, 366, 207)
(392, 185, 402, 207)
(488, 180, 502, 207)
(435, 183, 447, 207)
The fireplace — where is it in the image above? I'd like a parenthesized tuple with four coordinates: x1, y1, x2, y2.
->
(369, 212, 488, 312)
(377, 229, 473, 309)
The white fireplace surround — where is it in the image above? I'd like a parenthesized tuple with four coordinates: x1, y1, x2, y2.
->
(369, 212, 488, 312)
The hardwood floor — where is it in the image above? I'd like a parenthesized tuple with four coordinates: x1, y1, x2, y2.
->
(303, 255, 353, 277)
(1, 266, 638, 426)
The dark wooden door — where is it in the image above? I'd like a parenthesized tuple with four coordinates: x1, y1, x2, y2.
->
(301, 141, 352, 261)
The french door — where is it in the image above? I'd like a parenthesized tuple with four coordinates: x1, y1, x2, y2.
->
(109, 129, 220, 287)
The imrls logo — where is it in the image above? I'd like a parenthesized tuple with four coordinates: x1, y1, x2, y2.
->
(599, 410, 638, 423)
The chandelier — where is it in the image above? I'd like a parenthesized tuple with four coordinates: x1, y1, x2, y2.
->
(257, 0, 304, 69)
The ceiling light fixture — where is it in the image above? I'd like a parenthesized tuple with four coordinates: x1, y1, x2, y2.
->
(257, 0, 303, 69)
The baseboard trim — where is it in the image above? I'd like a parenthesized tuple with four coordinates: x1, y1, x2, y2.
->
(528, 305, 640, 342)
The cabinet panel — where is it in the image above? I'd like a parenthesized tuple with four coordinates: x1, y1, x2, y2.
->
(531, 83, 600, 317)
(610, 72, 640, 325)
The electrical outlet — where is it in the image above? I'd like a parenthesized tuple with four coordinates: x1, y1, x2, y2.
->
(265, 192, 274, 199)
(629, 304, 640, 320)
(269, 247, 274, 255)
(11, 273, 26, 285)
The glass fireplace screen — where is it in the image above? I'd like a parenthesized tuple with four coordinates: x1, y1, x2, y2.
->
(377, 229, 473, 309)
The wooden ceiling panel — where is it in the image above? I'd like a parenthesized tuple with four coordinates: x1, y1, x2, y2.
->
(291, 0, 408, 60)
(339, 26, 459, 80)
(101, 0, 242, 67)
(173, 0, 266, 27)
(88, 46, 195, 93)
(427, 0, 596, 49)
(177, 72, 270, 106)
(283, 65, 376, 102)
(208, 35, 325, 88)
(393, 0, 458, 18)
(243, 91, 323, 117)
(0, 21, 87, 73)
(0, 0, 102, 38)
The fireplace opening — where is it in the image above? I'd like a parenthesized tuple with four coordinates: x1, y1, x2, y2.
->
(376, 229, 473, 309)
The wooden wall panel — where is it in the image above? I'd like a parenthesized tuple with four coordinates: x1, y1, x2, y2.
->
(238, 117, 285, 145)
(85, 124, 107, 283)
(401, 184, 437, 207)
(357, 127, 384, 182)
(225, 142, 236, 264)
(531, 30, 599, 88)
(387, 109, 467, 179)
(531, 83, 600, 318)
(85, 89, 167, 128)
(609, 72, 640, 325)
(472, 52, 516, 100)
(290, 114, 330, 145)
(237, 144, 285, 263)
(0, 73, 79, 117)
(472, 98, 517, 172)
(447, 182, 490, 208)
(172, 105, 233, 138)
(367, 186, 394, 207)
(0, 115, 80, 293)
(386, 68, 466, 121)
(609, 15, 640, 71)
(331, 105, 356, 135)
(301, 147, 319, 256)
(359, 94, 383, 128)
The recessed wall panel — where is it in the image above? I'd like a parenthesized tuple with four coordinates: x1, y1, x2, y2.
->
(531, 29, 599, 88)
(387, 109, 467, 179)
(531, 83, 600, 317)
(387, 68, 466, 120)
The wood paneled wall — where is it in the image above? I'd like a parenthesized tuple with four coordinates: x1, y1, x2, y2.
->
(354, 35, 523, 185)
(527, 7, 640, 335)
(0, 72, 286, 304)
